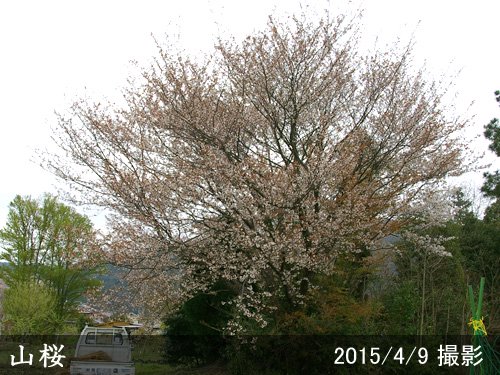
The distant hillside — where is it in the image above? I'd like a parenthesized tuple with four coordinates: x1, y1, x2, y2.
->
(98, 263, 127, 291)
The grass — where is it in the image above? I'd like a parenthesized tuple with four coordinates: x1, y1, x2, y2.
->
(136, 361, 228, 374)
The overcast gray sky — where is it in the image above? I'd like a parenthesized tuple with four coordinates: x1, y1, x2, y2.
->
(1, 0, 499, 228)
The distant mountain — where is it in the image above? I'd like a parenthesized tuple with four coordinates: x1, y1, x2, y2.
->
(98, 263, 127, 291)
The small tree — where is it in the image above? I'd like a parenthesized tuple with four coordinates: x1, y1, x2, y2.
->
(2, 281, 58, 335)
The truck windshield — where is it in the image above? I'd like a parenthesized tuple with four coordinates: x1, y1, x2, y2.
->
(85, 332, 124, 345)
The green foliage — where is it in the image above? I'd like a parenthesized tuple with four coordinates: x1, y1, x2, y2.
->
(164, 280, 236, 366)
(474, 91, 500, 332)
(452, 189, 475, 224)
(389, 222, 467, 335)
(2, 281, 58, 334)
(39, 265, 101, 319)
(484, 118, 500, 156)
(484, 117, 500, 157)
(484, 199, 500, 223)
(482, 170, 500, 198)
(458, 214, 500, 332)
(0, 194, 102, 323)
(379, 280, 419, 334)
(482, 93, 500, 198)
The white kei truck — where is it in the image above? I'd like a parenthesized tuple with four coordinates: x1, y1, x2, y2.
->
(69, 326, 135, 375)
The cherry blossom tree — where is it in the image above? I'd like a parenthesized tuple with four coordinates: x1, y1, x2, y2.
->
(48, 13, 471, 332)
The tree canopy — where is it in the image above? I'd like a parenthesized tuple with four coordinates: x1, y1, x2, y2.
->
(48, 12, 470, 332)
(0, 194, 101, 324)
